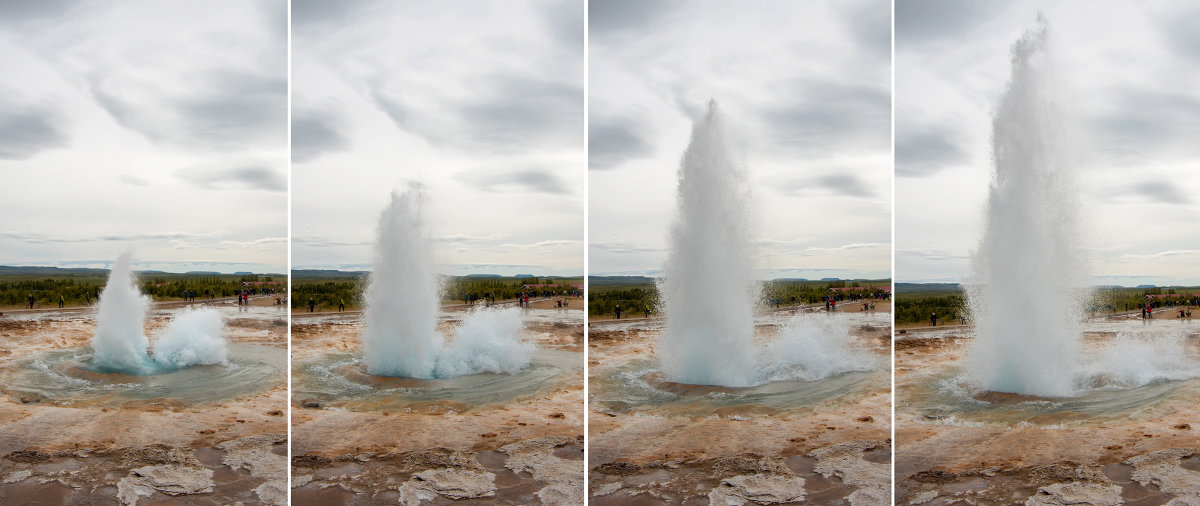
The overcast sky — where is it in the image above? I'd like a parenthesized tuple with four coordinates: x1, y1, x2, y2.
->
(0, 0, 286, 274)
(897, 0, 1200, 286)
(291, 0, 583, 277)
(588, 0, 892, 280)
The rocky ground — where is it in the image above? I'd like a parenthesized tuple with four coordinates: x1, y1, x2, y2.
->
(587, 308, 893, 505)
(0, 299, 289, 505)
(290, 306, 585, 505)
(895, 323, 1200, 505)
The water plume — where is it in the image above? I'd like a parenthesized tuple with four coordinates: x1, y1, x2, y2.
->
(90, 251, 152, 372)
(361, 187, 533, 379)
(964, 16, 1088, 397)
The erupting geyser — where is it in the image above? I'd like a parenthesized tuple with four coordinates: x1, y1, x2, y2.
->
(89, 251, 228, 374)
(361, 187, 532, 379)
(658, 101, 874, 387)
(91, 251, 153, 372)
(964, 17, 1087, 397)
(659, 101, 758, 386)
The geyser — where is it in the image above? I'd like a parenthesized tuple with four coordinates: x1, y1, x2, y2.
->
(89, 252, 229, 374)
(361, 187, 533, 379)
(658, 101, 873, 387)
(964, 17, 1087, 397)
(90, 251, 153, 372)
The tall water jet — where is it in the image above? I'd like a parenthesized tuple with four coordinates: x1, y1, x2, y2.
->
(91, 251, 152, 372)
(362, 187, 442, 378)
(965, 16, 1087, 397)
(659, 100, 759, 387)
(360, 187, 533, 379)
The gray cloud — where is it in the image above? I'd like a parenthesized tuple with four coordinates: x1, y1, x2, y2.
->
(895, 121, 970, 177)
(454, 167, 571, 195)
(588, 113, 654, 170)
(588, 0, 678, 39)
(1089, 87, 1200, 162)
(372, 75, 581, 153)
(293, 236, 371, 248)
(1159, 6, 1200, 63)
(88, 68, 285, 153)
(778, 173, 878, 199)
(540, 0, 584, 49)
(0, 95, 68, 160)
(1106, 181, 1192, 206)
(117, 174, 148, 186)
(291, 0, 373, 27)
(0, 0, 78, 26)
(292, 106, 351, 163)
(591, 242, 667, 254)
(839, 0, 892, 60)
(174, 165, 286, 192)
(1, 230, 220, 244)
(895, 0, 1006, 46)
(760, 80, 890, 155)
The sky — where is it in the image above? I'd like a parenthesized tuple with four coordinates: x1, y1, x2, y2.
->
(0, 0, 287, 274)
(588, 0, 893, 280)
(897, 0, 1200, 286)
(291, 0, 584, 277)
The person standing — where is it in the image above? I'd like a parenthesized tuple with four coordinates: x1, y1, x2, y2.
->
(615, 304, 622, 319)
(930, 312, 938, 327)
(338, 298, 345, 312)
(58, 294, 64, 308)
(27, 293, 34, 309)
(308, 297, 316, 312)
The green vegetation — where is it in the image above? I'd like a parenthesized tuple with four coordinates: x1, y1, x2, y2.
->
(893, 283, 1200, 325)
(587, 277, 891, 318)
(0, 271, 283, 308)
(289, 272, 583, 311)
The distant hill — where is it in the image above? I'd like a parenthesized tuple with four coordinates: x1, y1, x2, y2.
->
(819, 277, 839, 281)
(589, 275, 656, 286)
(895, 282, 962, 295)
(464, 274, 502, 278)
(292, 269, 368, 279)
(0, 266, 280, 277)
(0, 266, 110, 277)
(1136, 284, 1157, 288)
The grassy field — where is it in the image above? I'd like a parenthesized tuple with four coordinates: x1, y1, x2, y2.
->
(290, 272, 583, 312)
(0, 268, 285, 309)
(587, 276, 891, 318)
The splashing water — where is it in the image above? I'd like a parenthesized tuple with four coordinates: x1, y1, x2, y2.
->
(964, 17, 1088, 397)
(90, 251, 152, 372)
(361, 187, 533, 379)
(89, 252, 229, 374)
(658, 101, 873, 387)
(152, 308, 228, 369)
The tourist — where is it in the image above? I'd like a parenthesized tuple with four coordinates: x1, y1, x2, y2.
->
(615, 304, 622, 319)
(308, 297, 316, 312)
(58, 294, 64, 308)
(930, 312, 937, 327)
(338, 298, 345, 312)
(27, 293, 34, 309)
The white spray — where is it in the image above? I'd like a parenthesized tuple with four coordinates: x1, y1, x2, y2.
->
(965, 16, 1087, 397)
(91, 251, 152, 372)
(152, 308, 228, 368)
(658, 101, 759, 387)
(90, 252, 229, 374)
(361, 187, 532, 379)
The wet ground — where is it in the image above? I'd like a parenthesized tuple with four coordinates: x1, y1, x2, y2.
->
(0, 298, 289, 505)
(895, 317, 1200, 504)
(588, 305, 893, 504)
(290, 301, 585, 505)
